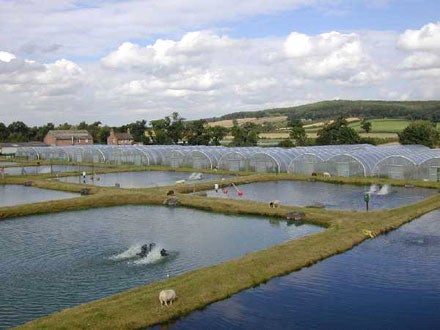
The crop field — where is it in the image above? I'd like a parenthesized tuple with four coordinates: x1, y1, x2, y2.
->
(348, 119, 410, 133)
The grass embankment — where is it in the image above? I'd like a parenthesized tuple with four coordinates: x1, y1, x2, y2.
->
(1, 170, 438, 329)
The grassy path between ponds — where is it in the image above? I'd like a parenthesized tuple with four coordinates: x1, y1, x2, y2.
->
(1, 171, 438, 329)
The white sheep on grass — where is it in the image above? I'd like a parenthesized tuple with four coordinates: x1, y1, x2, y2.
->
(159, 289, 177, 306)
(269, 200, 280, 208)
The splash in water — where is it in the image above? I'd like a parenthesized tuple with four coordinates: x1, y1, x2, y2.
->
(109, 244, 167, 266)
(132, 247, 164, 265)
(109, 244, 143, 260)
(368, 184, 379, 194)
(377, 184, 391, 195)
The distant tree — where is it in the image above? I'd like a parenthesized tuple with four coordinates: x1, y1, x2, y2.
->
(186, 120, 211, 145)
(167, 112, 185, 144)
(209, 125, 229, 146)
(316, 117, 361, 145)
(288, 118, 307, 146)
(96, 125, 111, 144)
(0, 123, 8, 142)
(360, 119, 372, 133)
(230, 120, 258, 146)
(398, 120, 439, 148)
(77, 121, 88, 130)
(33, 122, 55, 141)
(149, 119, 173, 145)
(125, 120, 149, 144)
(8, 121, 30, 142)
(57, 122, 72, 130)
(278, 138, 294, 148)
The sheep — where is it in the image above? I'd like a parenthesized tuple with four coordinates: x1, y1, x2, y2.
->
(269, 200, 280, 208)
(322, 172, 331, 177)
(159, 289, 177, 306)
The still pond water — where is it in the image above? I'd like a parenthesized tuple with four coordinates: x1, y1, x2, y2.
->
(0, 185, 78, 207)
(3, 165, 91, 176)
(171, 210, 440, 330)
(56, 171, 229, 188)
(0, 206, 321, 328)
(207, 180, 437, 210)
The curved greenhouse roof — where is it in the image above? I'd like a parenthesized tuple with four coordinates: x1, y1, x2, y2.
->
(14, 144, 440, 180)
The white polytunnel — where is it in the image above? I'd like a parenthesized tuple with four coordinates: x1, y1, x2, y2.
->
(288, 153, 325, 175)
(13, 144, 440, 179)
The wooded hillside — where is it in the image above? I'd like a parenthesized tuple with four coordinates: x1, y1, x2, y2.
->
(208, 100, 440, 122)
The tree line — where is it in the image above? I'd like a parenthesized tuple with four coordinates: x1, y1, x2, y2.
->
(212, 100, 440, 123)
(1, 111, 438, 148)
(0, 112, 228, 146)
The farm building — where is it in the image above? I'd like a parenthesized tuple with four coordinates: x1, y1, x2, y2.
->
(44, 130, 93, 146)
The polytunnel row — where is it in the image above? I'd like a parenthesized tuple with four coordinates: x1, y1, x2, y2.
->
(15, 144, 440, 181)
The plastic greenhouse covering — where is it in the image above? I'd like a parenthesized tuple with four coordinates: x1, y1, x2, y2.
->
(14, 144, 440, 181)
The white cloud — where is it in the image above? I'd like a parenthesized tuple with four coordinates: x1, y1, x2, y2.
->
(0, 0, 314, 59)
(284, 32, 312, 57)
(397, 22, 440, 79)
(283, 31, 383, 84)
(398, 22, 440, 51)
(0, 51, 16, 62)
(1, 21, 439, 126)
(399, 52, 440, 70)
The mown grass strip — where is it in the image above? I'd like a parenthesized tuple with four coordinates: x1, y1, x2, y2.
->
(1, 169, 438, 329)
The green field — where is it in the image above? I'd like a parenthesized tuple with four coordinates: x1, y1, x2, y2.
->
(348, 119, 411, 133)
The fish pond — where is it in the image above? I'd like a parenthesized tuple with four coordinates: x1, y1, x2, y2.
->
(3, 165, 92, 176)
(171, 209, 440, 329)
(0, 185, 78, 207)
(56, 171, 229, 188)
(206, 180, 437, 211)
(0, 206, 322, 328)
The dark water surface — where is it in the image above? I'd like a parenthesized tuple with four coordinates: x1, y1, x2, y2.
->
(57, 171, 229, 188)
(206, 180, 437, 210)
(0, 185, 78, 207)
(171, 210, 440, 330)
(0, 206, 321, 328)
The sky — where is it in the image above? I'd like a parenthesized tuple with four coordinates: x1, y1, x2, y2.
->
(0, 0, 440, 126)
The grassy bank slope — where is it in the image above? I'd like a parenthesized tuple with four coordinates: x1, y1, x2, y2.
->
(1, 170, 437, 329)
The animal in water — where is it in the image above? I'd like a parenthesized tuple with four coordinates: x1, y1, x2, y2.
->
(160, 248, 169, 256)
(159, 289, 176, 306)
(322, 172, 331, 177)
(269, 200, 280, 208)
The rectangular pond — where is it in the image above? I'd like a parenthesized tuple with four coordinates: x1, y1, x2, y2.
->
(0, 185, 79, 207)
(3, 165, 93, 176)
(170, 209, 440, 329)
(205, 180, 437, 211)
(56, 171, 230, 188)
(0, 206, 322, 328)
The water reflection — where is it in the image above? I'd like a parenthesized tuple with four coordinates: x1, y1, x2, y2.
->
(4, 165, 92, 175)
(0, 185, 78, 207)
(206, 180, 437, 210)
(0, 206, 322, 328)
(171, 210, 440, 330)
(57, 171, 229, 188)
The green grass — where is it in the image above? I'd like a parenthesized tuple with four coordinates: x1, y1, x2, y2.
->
(1, 167, 439, 329)
(348, 119, 410, 133)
